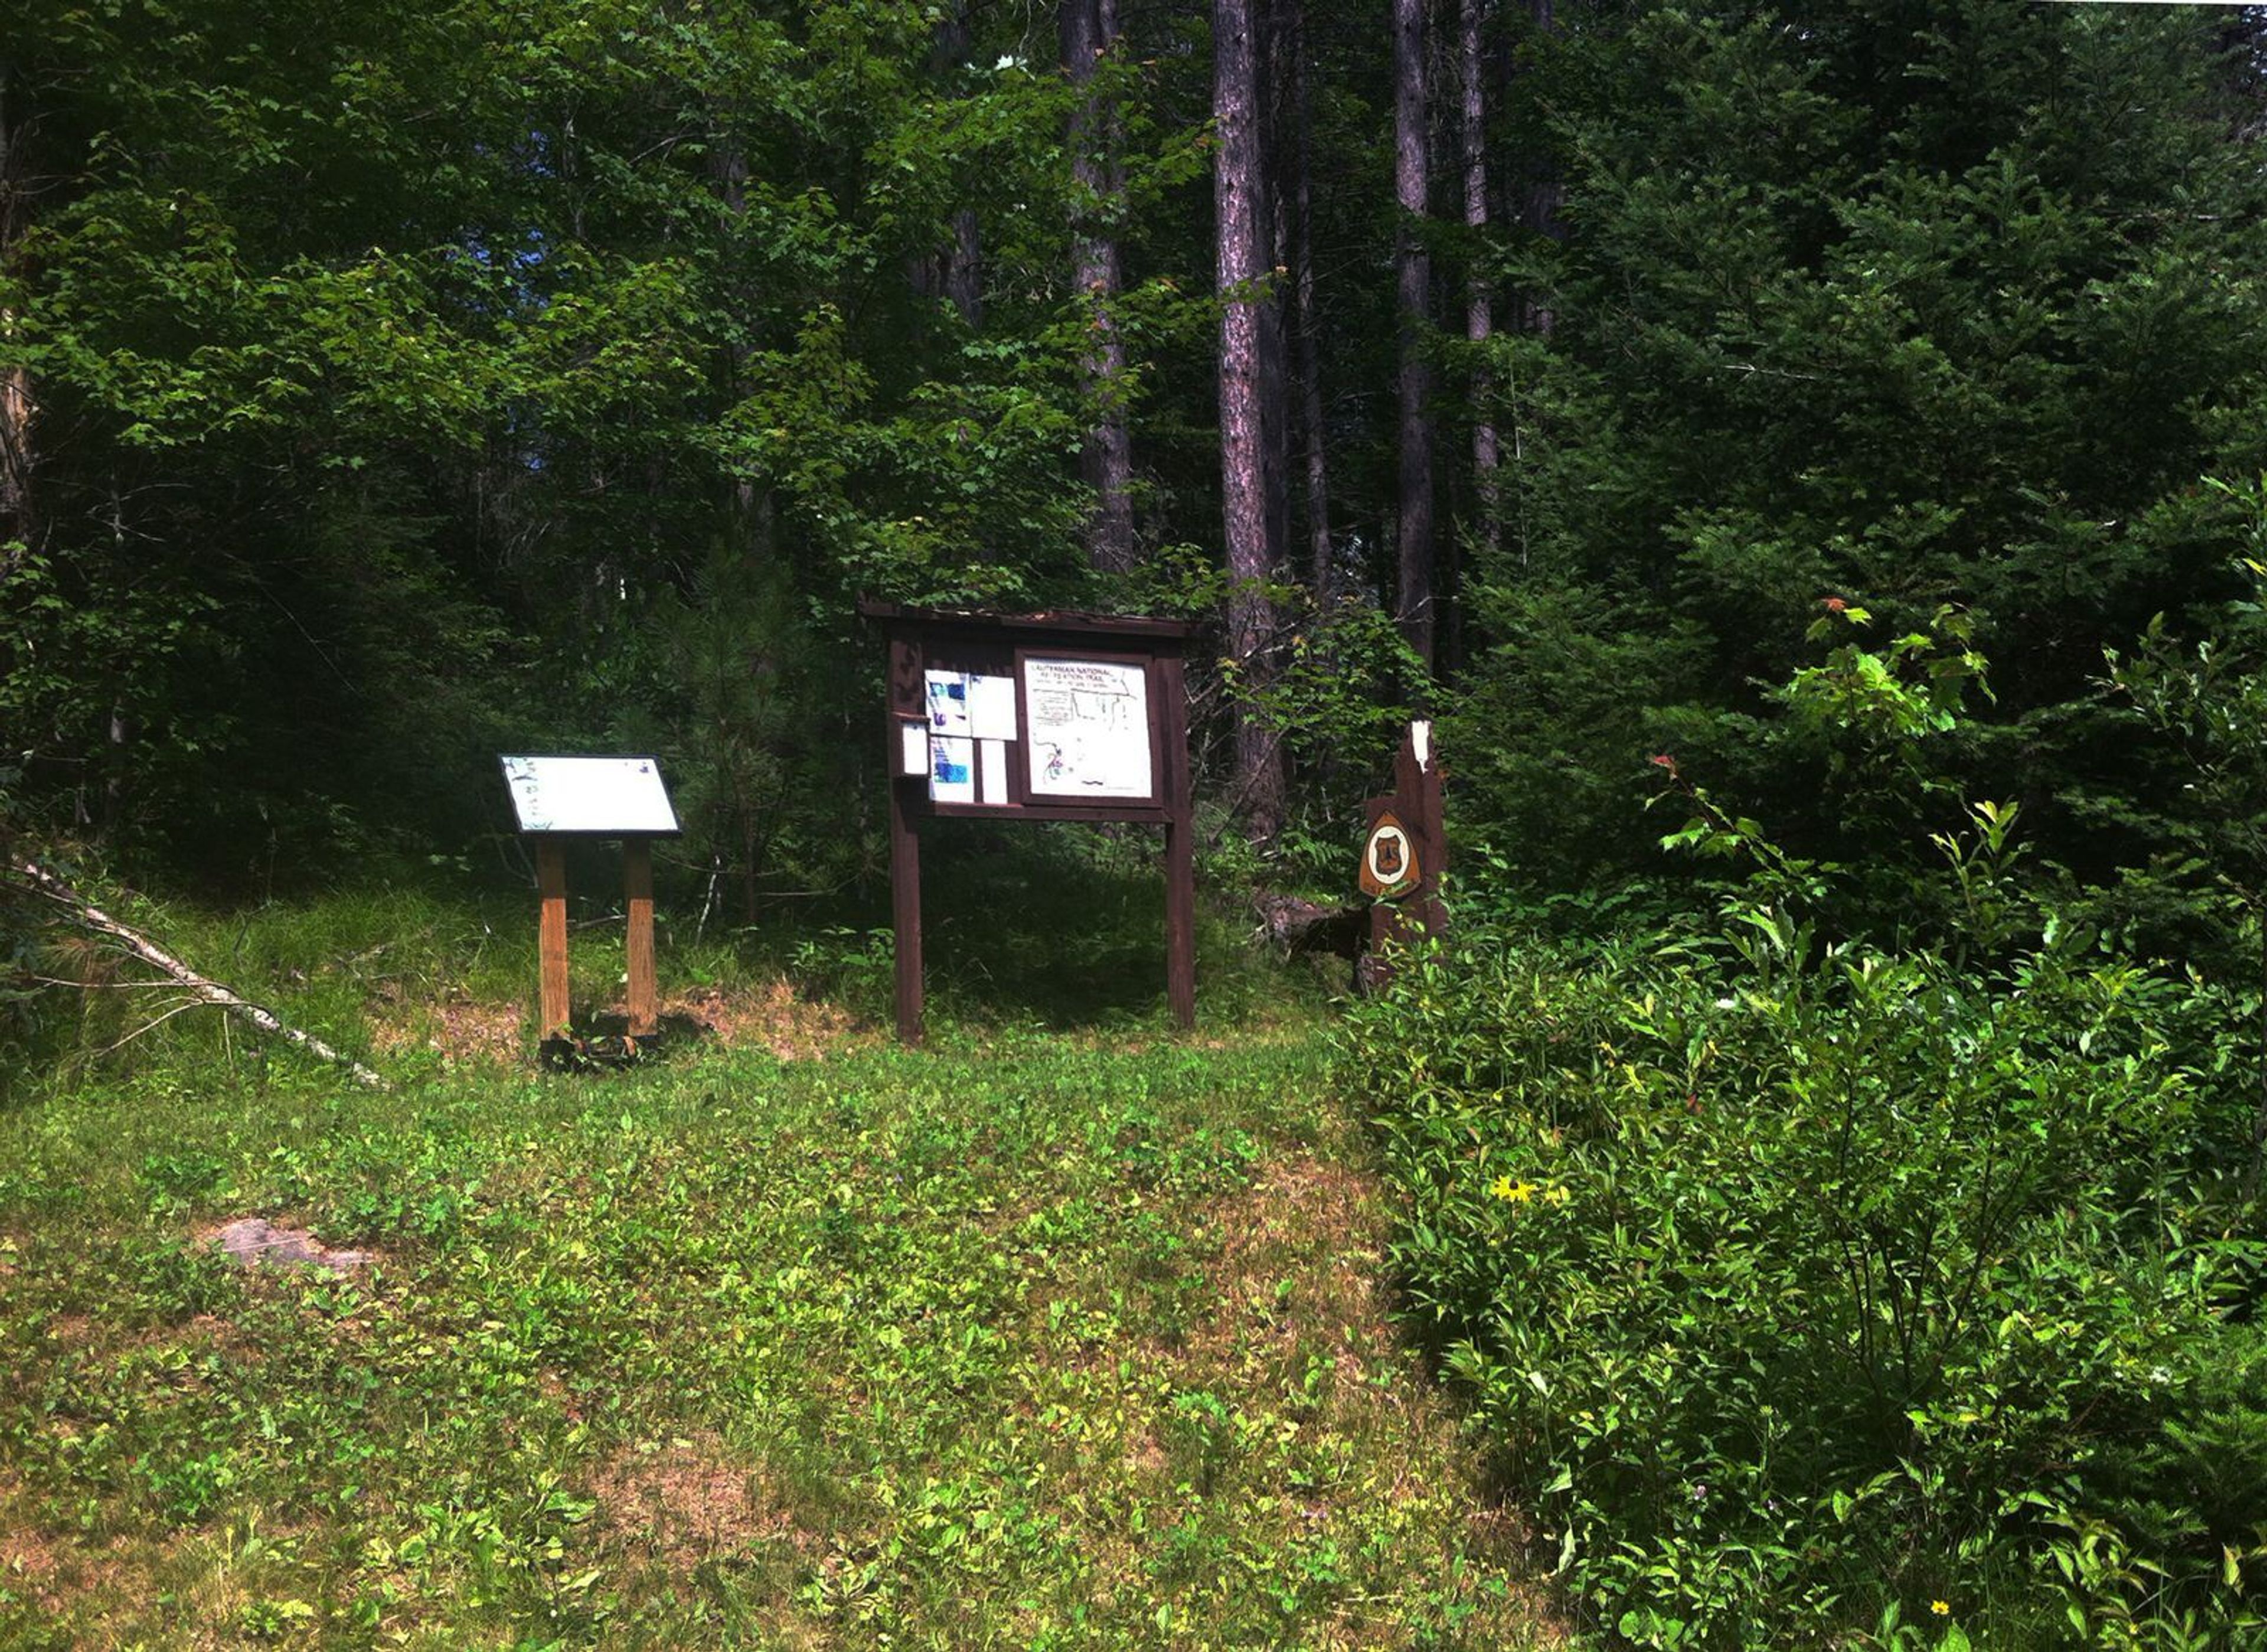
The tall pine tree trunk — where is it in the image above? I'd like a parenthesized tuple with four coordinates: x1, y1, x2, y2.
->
(1215, 0, 1286, 842)
(1461, 0, 1498, 561)
(1257, 0, 1291, 586)
(913, 5, 984, 328)
(1063, 0, 1135, 573)
(1286, 0, 1332, 596)
(0, 60, 32, 553)
(1393, 0, 1435, 668)
(1515, 0, 1560, 337)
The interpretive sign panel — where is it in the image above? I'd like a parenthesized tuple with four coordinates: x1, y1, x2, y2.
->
(1020, 656, 1155, 802)
(858, 600, 1197, 1044)
(500, 755, 680, 837)
(498, 753, 677, 1050)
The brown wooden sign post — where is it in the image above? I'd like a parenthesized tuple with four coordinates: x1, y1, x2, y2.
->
(501, 755, 681, 1047)
(858, 602, 1197, 1046)
(1360, 721, 1446, 985)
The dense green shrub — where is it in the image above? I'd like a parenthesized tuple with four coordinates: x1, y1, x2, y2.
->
(1353, 562, 2267, 1646)
(1341, 904, 2267, 1648)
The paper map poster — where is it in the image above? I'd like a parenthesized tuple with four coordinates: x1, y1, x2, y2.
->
(1022, 657, 1152, 799)
(501, 755, 679, 835)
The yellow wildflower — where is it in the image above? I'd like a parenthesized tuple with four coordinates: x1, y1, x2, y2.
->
(1930, 1600, 1951, 1617)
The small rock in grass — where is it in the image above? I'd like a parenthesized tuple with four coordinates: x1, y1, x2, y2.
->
(210, 1217, 369, 1273)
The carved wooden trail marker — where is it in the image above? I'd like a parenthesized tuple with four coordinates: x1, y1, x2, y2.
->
(859, 602, 1197, 1046)
(1361, 721, 1446, 985)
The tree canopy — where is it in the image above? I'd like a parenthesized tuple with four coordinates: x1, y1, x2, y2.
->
(2, 0, 2262, 926)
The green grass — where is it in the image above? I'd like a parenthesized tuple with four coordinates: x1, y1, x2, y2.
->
(0, 885, 1556, 1649)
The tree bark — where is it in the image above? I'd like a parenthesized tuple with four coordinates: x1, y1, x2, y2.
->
(1063, 0, 1136, 573)
(913, 5, 984, 328)
(1286, 0, 1332, 597)
(1257, 0, 1292, 586)
(1515, 0, 1562, 337)
(1393, 0, 1436, 668)
(0, 58, 32, 554)
(1215, 0, 1286, 841)
(1461, 0, 1498, 561)
(1253, 890, 1365, 958)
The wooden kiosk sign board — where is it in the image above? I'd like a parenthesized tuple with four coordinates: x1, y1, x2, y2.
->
(499, 755, 681, 1052)
(858, 600, 1197, 1045)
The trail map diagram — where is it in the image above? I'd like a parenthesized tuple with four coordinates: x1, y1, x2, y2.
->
(1022, 658, 1152, 799)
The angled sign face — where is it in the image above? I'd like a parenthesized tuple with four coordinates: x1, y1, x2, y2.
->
(1360, 811, 1419, 899)
(499, 755, 681, 837)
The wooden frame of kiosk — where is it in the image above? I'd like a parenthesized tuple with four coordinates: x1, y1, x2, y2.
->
(858, 601, 1197, 1047)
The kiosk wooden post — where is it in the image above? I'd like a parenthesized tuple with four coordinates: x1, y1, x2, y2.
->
(889, 770, 925, 1047)
(861, 602, 1197, 1047)
(537, 838, 572, 1035)
(622, 838, 658, 1037)
(501, 755, 681, 1057)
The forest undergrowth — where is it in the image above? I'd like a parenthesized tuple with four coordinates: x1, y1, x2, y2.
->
(1340, 610, 2267, 1651)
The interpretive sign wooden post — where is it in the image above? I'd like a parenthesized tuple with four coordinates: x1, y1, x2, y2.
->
(1360, 721, 1446, 986)
(499, 755, 681, 1044)
(857, 601, 1197, 1046)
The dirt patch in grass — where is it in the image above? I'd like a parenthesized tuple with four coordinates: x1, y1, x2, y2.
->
(42, 1313, 93, 1349)
(1162, 1147, 1566, 1644)
(1171, 1150, 1381, 1363)
(587, 1435, 805, 1572)
(667, 982, 871, 1059)
(371, 980, 869, 1066)
(370, 991, 522, 1066)
(38, 1309, 255, 1370)
(0, 1483, 61, 1612)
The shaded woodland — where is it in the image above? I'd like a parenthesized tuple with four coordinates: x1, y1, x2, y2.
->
(1, 0, 2255, 932)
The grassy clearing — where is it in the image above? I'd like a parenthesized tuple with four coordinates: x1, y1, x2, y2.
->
(0, 888, 1556, 1649)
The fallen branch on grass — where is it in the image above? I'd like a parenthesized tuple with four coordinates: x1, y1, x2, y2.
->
(7, 855, 390, 1090)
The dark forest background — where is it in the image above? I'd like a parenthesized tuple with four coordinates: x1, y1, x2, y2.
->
(5, 0, 2263, 942)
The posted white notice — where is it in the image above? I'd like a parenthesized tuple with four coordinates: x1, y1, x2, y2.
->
(500, 755, 680, 835)
(923, 671, 972, 736)
(1022, 657, 1152, 799)
(930, 735, 976, 804)
(966, 674, 1019, 742)
(978, 739, 1012, 804)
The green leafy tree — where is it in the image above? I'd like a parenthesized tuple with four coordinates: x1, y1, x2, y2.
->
(1455, 0, 2267, 907)
(1, 0, 1208, 884)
